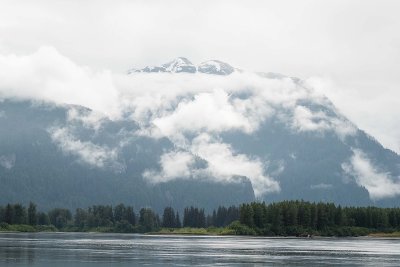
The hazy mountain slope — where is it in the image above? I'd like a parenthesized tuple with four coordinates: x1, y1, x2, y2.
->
(1, 57, 399, 210)
(0, 100, 254, 211)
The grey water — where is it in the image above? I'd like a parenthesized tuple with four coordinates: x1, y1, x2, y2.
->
(0, 232, 399, 266)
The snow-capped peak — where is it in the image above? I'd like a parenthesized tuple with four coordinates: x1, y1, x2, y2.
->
(127, 66, 165, 74)
(197, 60, 235, 75)
(162, 57, 196, 73)
(128, 57, 236, 75)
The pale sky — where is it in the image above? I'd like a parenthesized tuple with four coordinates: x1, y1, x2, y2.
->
(0, 0, 399, 153)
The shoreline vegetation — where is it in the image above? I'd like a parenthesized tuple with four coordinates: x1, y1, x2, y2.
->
(1, 225, 399, 238)
(1, 200, 400, 237)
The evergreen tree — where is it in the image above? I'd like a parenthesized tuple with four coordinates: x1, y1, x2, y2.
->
(125, 206, 136, 226)
(4, 204, 14, 224)
(48, 208, 72, 229)
(162, 207, 176, 228)
(37, 212, 50, 225)
(211, 210, 217, 227)
(310, 204, 318, 228)
(198, 209, 206, 227)
(317, 203, 329, 229)
(139, 208, 158, 232)
(74, 208, 88, 228)
(334, 205, 344, 226)
(0, 206, 4, 223)
(175, 212, 181, 228)
(28, 202, 37, 226)
(252, 203, 264, 228)
(271, 204, 283, 232)
(284, 204, 298, 226)
(13, 204, 27, 224)
(183, 206, 206, 227)
(239, 204, 254, 227)
(114, 204, 126, 222)
(298, 203, 311, 227)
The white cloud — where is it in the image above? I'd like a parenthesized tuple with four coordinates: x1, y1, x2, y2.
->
(66, 107, 108, 132)
(143, 150, 195, 183)
(342, 149, 400, 200)
(292, 106, 331, 132)
(190, 134, 280, 197)
(116, 71, 283, 126)
(143, 134, 281, 197)
(307, 76, 400, 153)
(152, 89, 258, 137)
(49, 126, 119, 169)
(0, 154, 16, 169)
(0, 46, 121, 118)
(291, 105, 356, 138)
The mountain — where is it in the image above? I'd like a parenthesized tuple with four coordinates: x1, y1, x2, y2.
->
(128, 57, 236, 75)
(1, 57, 400, 211)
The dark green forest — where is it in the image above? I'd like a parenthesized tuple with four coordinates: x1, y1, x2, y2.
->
(1, 201, 400, 236)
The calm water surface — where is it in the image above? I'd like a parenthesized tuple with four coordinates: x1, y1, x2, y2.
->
(0, 232, 399, 266)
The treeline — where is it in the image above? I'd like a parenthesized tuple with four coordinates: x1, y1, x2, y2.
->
(0, 202, 238, 233)
(1, 201, 400, 236)
(0, 203, 157, 233)
(237, 201, 400, 236)
(0, 203, 49, 226)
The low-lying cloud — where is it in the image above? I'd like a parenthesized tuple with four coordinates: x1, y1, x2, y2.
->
(291, 105, 356, 138)
(49, 126, 119, 169)
(152, 89, 259, 136)
(143, 150, 195, 183)
(190, 134, 281, 196)
(144, 134, 281, 197)
(0, 46, 121, 118)
(342, 149, 400, 200)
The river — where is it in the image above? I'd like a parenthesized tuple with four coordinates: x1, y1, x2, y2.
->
(0, 232, 399, 266)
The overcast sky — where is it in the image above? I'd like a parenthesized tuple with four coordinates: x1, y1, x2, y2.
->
(0, 0, 399, 153)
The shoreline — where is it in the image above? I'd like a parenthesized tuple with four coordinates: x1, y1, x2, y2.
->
(368, 232, 400, 238)
(1, 227, 400, 238)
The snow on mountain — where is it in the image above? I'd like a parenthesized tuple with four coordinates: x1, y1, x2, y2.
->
(197, 60, 235, 75)
(128, 58, 235, 75)
(162, 57, 196, 73)
(127, 66, 166, 74)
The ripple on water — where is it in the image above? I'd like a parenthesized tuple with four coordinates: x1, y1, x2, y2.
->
(0, 233, 400, 266)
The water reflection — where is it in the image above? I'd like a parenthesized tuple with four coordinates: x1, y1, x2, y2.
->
(1, 234, 34, 265)
(0, 232, 399, 266)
